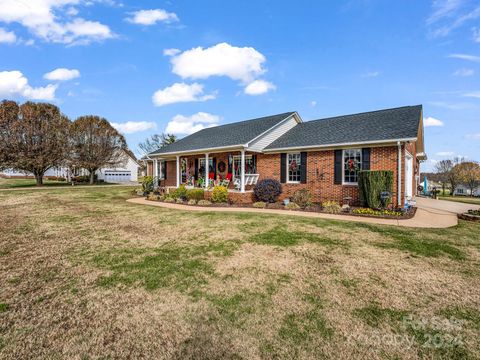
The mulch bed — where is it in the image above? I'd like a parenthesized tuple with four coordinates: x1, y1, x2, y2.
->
(142, 196, 416, 220)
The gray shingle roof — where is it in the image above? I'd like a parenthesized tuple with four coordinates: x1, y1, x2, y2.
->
(150, 112, 295, 155)
(265, 105, 422, 150)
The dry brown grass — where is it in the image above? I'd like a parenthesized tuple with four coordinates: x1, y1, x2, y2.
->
(0, 187, 479, 359)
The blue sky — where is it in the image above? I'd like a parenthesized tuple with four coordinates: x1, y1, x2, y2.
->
(1, 0, 479, 170)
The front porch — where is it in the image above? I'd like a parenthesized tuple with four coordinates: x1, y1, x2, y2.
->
(153, 150, 260, 193)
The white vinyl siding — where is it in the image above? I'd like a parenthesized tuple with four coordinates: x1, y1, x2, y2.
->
(248, 116, 298, 151)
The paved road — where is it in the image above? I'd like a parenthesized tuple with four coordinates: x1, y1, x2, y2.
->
(415, 197, 480, 214)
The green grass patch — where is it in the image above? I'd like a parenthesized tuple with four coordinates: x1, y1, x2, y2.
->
(353, 302, 408, 327)
(249, 226, 342, 247)
(439, 306, 480, 330)
(91, 242, 239, 291)
(0, 303, 10, 312)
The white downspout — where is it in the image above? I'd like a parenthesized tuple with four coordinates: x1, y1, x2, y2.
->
(205, 153, 209, 190)
(397, 141, 402, 207)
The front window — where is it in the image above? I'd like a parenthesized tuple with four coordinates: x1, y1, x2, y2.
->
(157, 161, 166, 180)
(233, 155, 256, 178)
(287, 153, 301, 183)
(343, 149, 362, 184)
(198, 158, 214, 176)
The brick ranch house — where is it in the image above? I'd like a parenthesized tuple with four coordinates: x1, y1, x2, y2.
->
(144, 105, 427, 207)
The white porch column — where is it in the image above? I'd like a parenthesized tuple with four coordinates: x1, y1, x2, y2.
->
(240, 149, 245, 193)
(205, 153, 209, 190)
(176, 156, 180, 188)
(153, 159, 158, 187)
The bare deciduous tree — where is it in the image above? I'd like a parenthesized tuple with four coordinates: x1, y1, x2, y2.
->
(0, 100, 20, 171)
(454, 161, 480, 196)
(138, 133, 176, 155)
(434, 159, 453, 195)
(1, 101, 70, 185)
(70, 115, 127, 184)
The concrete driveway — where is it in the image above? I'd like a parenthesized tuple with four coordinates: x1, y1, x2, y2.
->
(415, 197, 480, 214)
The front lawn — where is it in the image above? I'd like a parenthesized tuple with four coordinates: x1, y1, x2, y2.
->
(439, 195, 480, 205)
(0, 187, 479, 359)
(0, 178, 70, 189)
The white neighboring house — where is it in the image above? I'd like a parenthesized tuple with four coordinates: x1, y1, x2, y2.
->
(453, 184, 480, 196)
(0, 150, 140, 183)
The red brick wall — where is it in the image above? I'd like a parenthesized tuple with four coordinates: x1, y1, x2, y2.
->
(257, 146, 406, 206)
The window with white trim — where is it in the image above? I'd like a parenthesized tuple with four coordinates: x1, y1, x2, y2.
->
(343, 149, 362, 184)
(287, 153, 301, 183)
(198, 158, 213, 176)
(233, 155, 256, 178)
(157, 161, 166, 180)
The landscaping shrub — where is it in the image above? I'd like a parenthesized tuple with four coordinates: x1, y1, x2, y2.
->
(142, 176, 154, 193)
(74, 175, 96, 183)
(211, 185, 228, 203)
(322, 201, 341, 214)
(171, 184, 188, 200)
(186, 188, 204, 201)
(358, 170, 393, 208)
(175, 198, 184, 204)
(285, 202, 300, 210)
(197, 200, 212, 206)
(254, 179, 282, 203)
(352, 208, 403, 217)
(253, 201, 266, 208)
(187, 199, 197, 205)
(164, 197, 175, 203)
(292, 189, 312, 208)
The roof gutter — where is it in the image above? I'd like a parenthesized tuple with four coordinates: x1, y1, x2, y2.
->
(149, 144, 246, 157)
(263, 137, 417, 153)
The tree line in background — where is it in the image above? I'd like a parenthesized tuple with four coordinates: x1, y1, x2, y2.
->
(0, 100, 128, 186)
(433, 157, 480, 196)
(138, 133, 177, 155)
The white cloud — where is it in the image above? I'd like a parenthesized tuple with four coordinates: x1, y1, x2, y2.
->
(44, 68, 80, 81)
(436, 151, 455, 156)
(462, 90, 480, 98)
(244, 80, 276, 95)
(424, 116, 444, 127)
(473, 27, 480, 42)
(361, 71, 380, 78)
(426, 0, 463, 25)
(310, 100, 317, 107)
(448, 53, 480, 62)
(170, 42, 267, 83)
(453, 68, 475, 76)
(0, 0, 114, 45)
(126, 9, 178, 25)
(427, 1, 480, 37)
(466, 133, 480, 140)
(165, 112, 220, 135)
(110, 121, 156, 134)
(163, 48, 180, 56)
(0, 70, 57, 100)
(152, 82, 216, 107)
(0, 27, 16, 43)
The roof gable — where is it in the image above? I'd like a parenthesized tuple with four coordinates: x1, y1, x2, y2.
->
(150, 111, 295, 155)
(265, 105, 422, 150)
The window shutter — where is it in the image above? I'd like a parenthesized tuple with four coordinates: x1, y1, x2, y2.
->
(252, 154, 257, 173)
(228, 155, 233, 174)
(334, 150, 342, 184)
(362, 148, 371, 170)
(280, 153, 287, 183)
(212, 157, 217, 178)
(194, 158, 198, 180)
(163, 161, 167, 180)
(300, 152, 307, 184)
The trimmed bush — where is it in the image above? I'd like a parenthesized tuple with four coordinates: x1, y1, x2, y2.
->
(171, 184, 188, 200)
(142, 176, 154, 193)
(253, 201, 267, 208)
(285, 202, 300, 210)
(358, 170, 393, 208)
(186, 188, 204, 201)
(175, 198, 184, 204)
(164, 197, 175, 203)
(292, 189, 312, 208)
(322, 201, 341, 214)
(187, 199, 197, 205)
(211, 185, 228, 203)
(197, 200, 212, 206)
(254, 179, 282, 203)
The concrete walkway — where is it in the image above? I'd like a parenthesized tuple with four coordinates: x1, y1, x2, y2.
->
(127, 197, 460, 228)
(416, 197, 480, 214)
